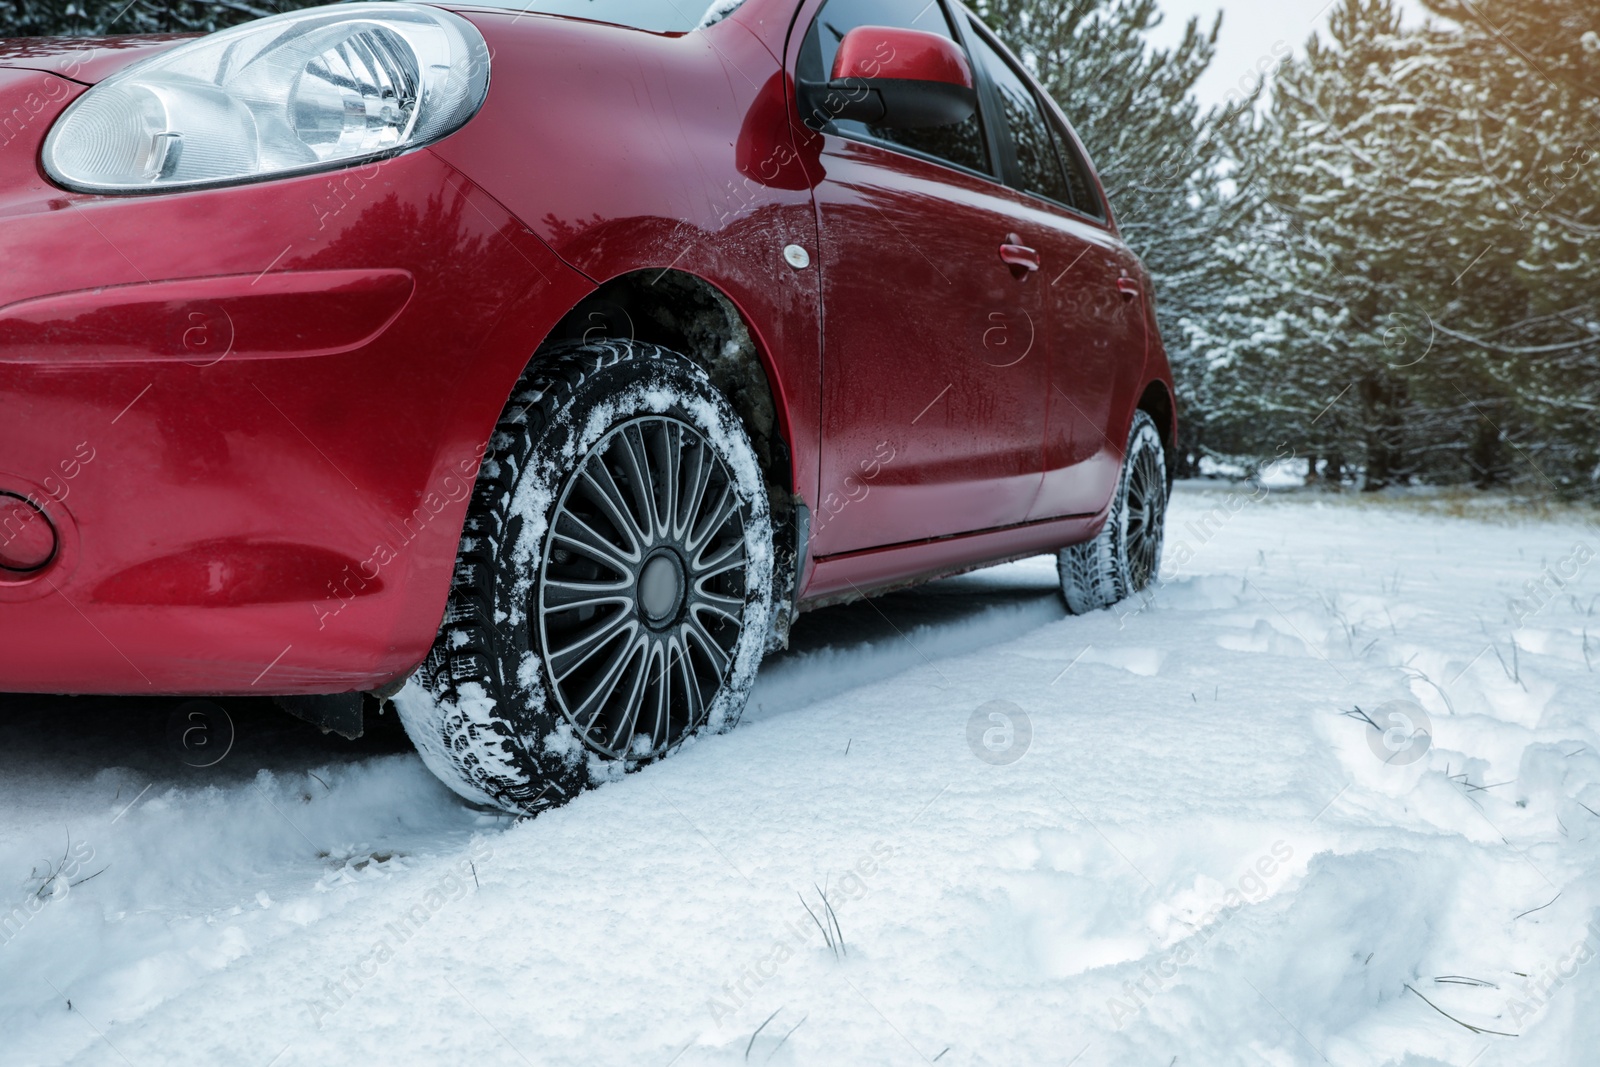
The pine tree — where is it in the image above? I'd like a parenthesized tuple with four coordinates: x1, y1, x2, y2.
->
(1412, 0, 1600, 494)
(1202, 0, 1599, 495)
(1221, 0, 1454, 488)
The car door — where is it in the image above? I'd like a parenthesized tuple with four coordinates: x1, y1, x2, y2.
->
(793, 0, 1047, 557)
(958, 17, 1148, 521)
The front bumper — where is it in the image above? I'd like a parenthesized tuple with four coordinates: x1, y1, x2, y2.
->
(0, 69, 590, 694)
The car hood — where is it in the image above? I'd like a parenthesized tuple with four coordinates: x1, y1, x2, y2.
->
(0, 34, 193, 84)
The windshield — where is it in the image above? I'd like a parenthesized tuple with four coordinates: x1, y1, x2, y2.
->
(454, 0, 745, 33)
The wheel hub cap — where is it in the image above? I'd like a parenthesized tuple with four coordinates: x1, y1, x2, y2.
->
(638, 551, 684, 626)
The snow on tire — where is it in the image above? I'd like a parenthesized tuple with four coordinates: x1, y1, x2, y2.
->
(1058, 409, 1168, 615)
(395, 340, 774, 814)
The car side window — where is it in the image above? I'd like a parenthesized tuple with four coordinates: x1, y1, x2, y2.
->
(965, 21, 1103, 219)
(798, 0, 990, 177)
(1045, 116, 1105, 219)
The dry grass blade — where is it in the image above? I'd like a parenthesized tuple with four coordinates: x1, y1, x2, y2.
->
(1343, 705, 1381, 730)
(1513, 892, 1560, 920)
(765, 1014, 806, 1064)
(68, 865, 109, 889)
(1404, 983, 1518, 1037)
(745, 1006, 781, 1062)
(816, 883, 846, 957)
(1400, 665, 1458, 716)
(798, 892, 835, 957)
(31, 832, 80, 899)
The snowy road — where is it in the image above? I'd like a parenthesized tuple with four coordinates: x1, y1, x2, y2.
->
(3, 485, 1598, 1066)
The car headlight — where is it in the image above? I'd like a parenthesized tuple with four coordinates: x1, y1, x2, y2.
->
(43, 3, 490, 193)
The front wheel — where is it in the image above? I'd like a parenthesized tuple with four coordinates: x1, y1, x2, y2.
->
(395, 340, 774, 814)
(1057, 409, 1168, 615)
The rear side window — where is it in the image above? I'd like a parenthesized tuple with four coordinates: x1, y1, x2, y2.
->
(798, 0, 990, 177)
(966, 21, 1102, 218)
(1046, 116, 1103, 219)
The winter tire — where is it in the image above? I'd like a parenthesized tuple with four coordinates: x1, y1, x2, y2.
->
(395, 340, 774, 814)
(1058, 409, 1168, 615)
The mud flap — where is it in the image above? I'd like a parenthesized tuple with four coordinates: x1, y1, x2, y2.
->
(272, 693, 364, 739)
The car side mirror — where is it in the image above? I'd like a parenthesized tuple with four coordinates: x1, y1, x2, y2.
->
(802, 26, 977, 131)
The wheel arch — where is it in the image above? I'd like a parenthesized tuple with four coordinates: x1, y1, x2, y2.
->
(1136, 379, 1178, 486)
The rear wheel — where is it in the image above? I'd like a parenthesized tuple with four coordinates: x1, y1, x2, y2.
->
(1058, 410, 1168, 614)
(395, 340, 774, 813)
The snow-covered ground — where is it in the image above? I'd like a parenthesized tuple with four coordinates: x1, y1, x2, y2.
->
(3, 484, 1598, 1066)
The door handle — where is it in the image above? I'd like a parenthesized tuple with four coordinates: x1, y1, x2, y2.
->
(1116, 276, 1142, 300)
(999, 235, 1039, 278)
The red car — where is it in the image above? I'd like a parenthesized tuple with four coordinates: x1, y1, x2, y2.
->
(0, 0, 1174, 812)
